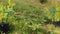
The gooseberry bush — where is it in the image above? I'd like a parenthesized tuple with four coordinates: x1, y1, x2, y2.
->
(11, 2, 56, 34)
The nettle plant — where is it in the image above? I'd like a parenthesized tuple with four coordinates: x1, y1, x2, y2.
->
(0, 0, 15, 22)
(0, 0, 15, 34)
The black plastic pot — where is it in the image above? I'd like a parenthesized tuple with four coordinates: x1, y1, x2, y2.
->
(0, 22, 10, 34)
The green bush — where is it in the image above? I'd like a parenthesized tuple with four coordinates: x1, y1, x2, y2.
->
(8, 2, 49, 34)
(0, 0, 57, 34)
